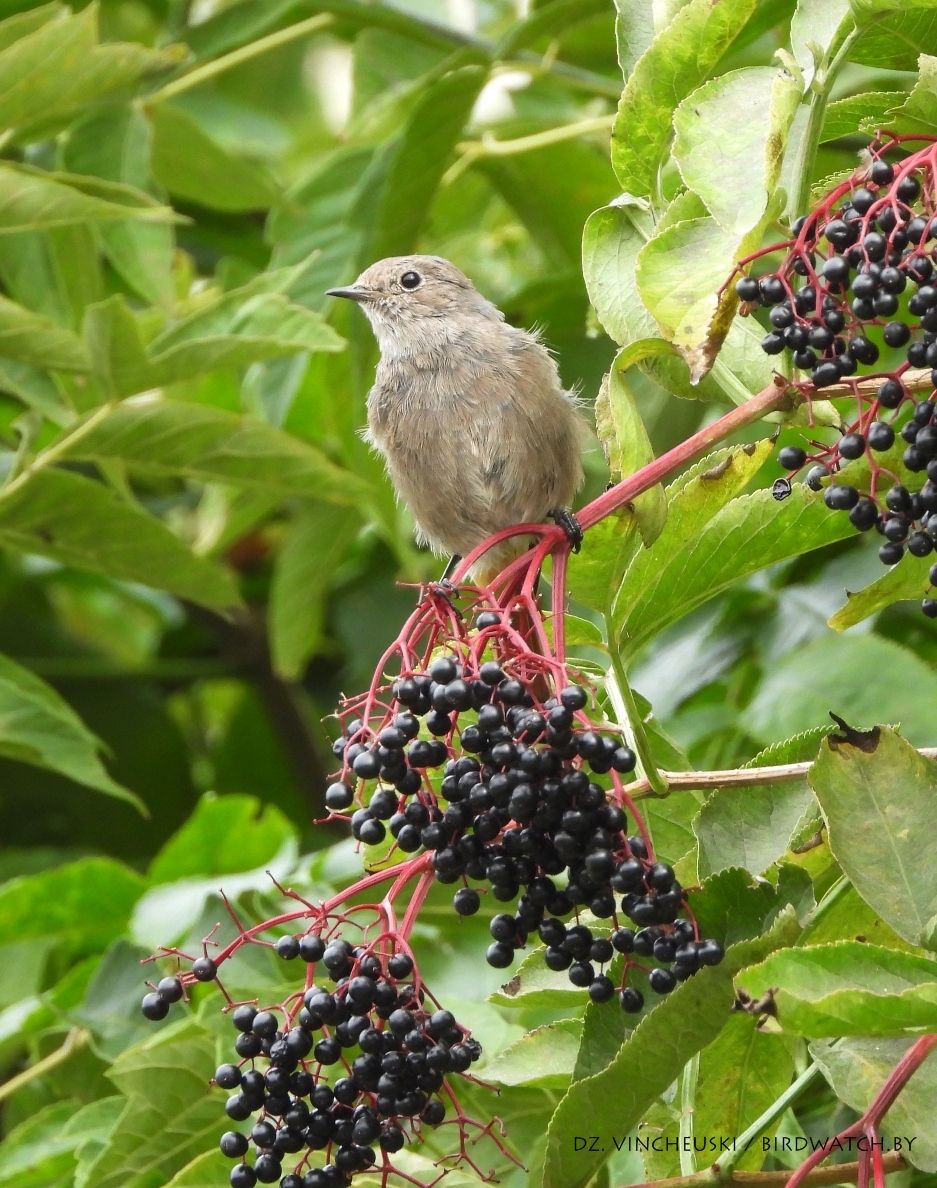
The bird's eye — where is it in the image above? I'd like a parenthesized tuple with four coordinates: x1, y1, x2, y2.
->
(400, 271, 421, 290)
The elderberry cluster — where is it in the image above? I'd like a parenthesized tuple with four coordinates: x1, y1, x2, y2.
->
(141, 945, 478, 1187)
(737, 158, 934, 387)
(329, 616, 724, 1012)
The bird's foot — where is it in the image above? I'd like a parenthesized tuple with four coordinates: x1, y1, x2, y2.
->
(549, 508, 583, 553)
(427, 577, 462, 617)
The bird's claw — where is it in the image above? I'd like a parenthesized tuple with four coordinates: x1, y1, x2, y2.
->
(427, 579, 462, 616)
(549, 508, 583, 553)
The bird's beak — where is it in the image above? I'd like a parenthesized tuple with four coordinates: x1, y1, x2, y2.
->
(326, 285, 372, 302)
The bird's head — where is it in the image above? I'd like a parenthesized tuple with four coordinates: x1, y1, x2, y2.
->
(326, 255, 500, 351)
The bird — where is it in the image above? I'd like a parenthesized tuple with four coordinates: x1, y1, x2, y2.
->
(326, 255, 586, 586)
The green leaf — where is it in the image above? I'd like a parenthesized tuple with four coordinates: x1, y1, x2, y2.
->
(799, 883, 919, 952)
(150, 103, 279, 213)
(689, 867, 784, 947)
(828, 550, 931, 629)
(269, 501, 362, 679)
(0, 651, 141, 807)
(64, 107, 174, 308)
(695, 728, 830, 877)
(642, 1013, 794, 1179)
(738, 942, 937, 1035)
(614, 440, 831, 656)
(743, 634, 937, 749)
(485, 1019, 582, 1088)
(610, 0, 758, 198)
(614, 0, 656, 78)
(0, 1100, 83, 1188)
(0, 359, 74, 424)
(0, 857, 144, 1009)
(636, 193, 780, 381)
(582, 201, 656, 347)
(566, 510, 641, 613)
(0, 294, 87, 372)
(791, 0, 853, 87)
(148, 791, 297, 883)
(541, 908, 799, 1188)
(488, 944, 594, 1009)
(0, 163, 173, 234)
(0, 5, 177, 137)
(60, 399, 369, 505)
(597, 346, 667, 546)
(811, 1037, 937, 1171)
(850, 0, 937, 71)
(84, 1019, 228, 1188)
(359, 64, 486, 262)
(820, 90, 906, 140)
(163, 1150, 235, 1188)
(809, 725, 937, 948)
(147, 292, 346, 387)
(0, 467, 240, 608)
(71, 938, 165, 1061)
(673, 67, 802, 235)
(82, 295, 154, 398)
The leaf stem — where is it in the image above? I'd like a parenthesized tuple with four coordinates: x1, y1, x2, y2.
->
(623, 750, 937, 799)
(606, 654, 669, 797)
(788, 28, 860, 219)
(148, 12, 335, 104)
(0, 1028, 90, 1103)
(679, 1052, 701, 1176)
(715, 1062, 822, 1178)
(628, 1153, 906, 1188)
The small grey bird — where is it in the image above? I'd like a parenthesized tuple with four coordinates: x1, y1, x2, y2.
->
(327, 255, 586, 584)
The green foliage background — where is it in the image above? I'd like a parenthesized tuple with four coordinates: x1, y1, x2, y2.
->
(1, 0, 937, 1184)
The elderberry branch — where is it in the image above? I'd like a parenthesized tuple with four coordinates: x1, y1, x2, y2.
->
(623, 749, 937, 799)
(625, 1151, 907, 1188)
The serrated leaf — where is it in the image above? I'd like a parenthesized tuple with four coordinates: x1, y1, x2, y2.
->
(598, 346, 666, 545)
(739, 942, 937, 1035)
(850, 0, 937, 71)
(695, 728, 829, 878)
(821, 90, 906, 140)
(0, 163, 173, 234)
(541, 908, 799, 1188)
(791, 0, 853, 88)
(673, 66, 802, 235)
(0, 857, 145, 1009)
(610, 0, 758, 199)
(488, 945, 593, 1009)
(64, 106, 174, 308)
(0, 1100, 83, 1188)
(485, 1019, 582, 1088)
(811, 1037, 937, 1171)
(148, 792, 297, 883)
(59, 399, 369, 504)
(85, 1019, 228, 1188)
(635, 193, 782, 381)
(829, 550, 931, 629)
(0, 467, 240, 608)
(809, 725, 937, 948)
(0, 294, 87, 371)
(269, 501, 362, 679)
(358, 64, 487, 263)
(689, 867, 783, 947)
(744, 634, 937, 748)
(612, 440, 781, 654)
(799, 883, 919, 952)
(0, 652, 142, 807)
(0, 5, 178, 137)
(565, 508, 641, 613)
(643, 1013, 794, 1179)
(150, 103, 279, 213)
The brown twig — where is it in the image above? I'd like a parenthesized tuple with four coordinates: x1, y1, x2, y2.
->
(634, 1153, 907, 1188)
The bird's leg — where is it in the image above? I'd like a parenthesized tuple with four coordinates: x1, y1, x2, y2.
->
(548, 509, 583, 553)
(439, 554, 462, 583)
(427, 554, 463, 616)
